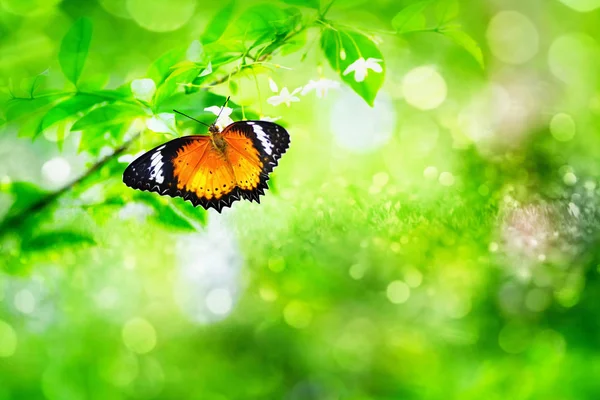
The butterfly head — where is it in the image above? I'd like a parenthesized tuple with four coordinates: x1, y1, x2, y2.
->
(208, 123, 221, 135)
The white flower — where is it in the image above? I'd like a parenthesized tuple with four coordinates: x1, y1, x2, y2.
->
(343, 57, 383, 82)
(267, 87, 302, 107)
(301, 78, 340, 98)
(268, 77, 279, 93)
(205, 105, 234, 130)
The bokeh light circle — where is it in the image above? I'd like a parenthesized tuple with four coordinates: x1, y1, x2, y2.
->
(0, 0, 61, 16)
(99, 0, 131, 19)
(401, 66, 447, 110)
(126, 0, 196, 32)
(283, 301, 312, 329)
(0, 320, 17, 357)
(205, 288, 233, 315)
(122, 317, 157, 354)
(550, 113, 576, 142)
(14, 289, 36, 314)
(423, 166, 439, 180)
(563, 172, 577, 186)
(386, 280, 410, 304)
(486, 11, 539, 65)
(439, 172, 455, 187)
(330, 90, 395, 153)
(548, 33, 599, 84)
(41, 157, 71, 186)
(558, 0, 600, 11)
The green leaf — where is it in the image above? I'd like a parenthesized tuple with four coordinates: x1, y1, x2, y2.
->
(321, 28, 385, 106)
(228, 4, 295, 41)
(442, 29, 484, 68)
(435, 0, 459, 25)
(1, 182, 48, 220)
(153, 65, 202, 107)
(201, 0, 237, 44)
(279, 0, 320, 9)
(92, 86, 136, 101)
(392, 1, 432, 33)
(36, 93, 109, 136)
(157, 90, 226, 115)
(78, 123, 127, 155)
(3, 94, 67, 124)
(22, 230, 96, 252)
(134, 193, 197, 232)
(71, 103, 145, 131)
(147, 48, 186, 85)
(59, 17, 93, 86)
(171, 199, 207, 228)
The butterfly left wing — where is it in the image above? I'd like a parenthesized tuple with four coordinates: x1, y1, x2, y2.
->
(123, 135, 210, 197)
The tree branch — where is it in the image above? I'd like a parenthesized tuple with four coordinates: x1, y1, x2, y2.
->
(0, 132, 140, 236)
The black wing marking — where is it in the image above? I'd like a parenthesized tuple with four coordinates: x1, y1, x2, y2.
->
(223, 120, 290, 174)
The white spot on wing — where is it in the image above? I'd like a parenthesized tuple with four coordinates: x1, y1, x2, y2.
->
(148, 149, 165, 184)
(252, 124, 273, 155)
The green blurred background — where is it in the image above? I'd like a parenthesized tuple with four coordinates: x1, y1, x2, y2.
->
(2, 0, 600, 398)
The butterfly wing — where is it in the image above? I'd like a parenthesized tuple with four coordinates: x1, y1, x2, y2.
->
(221, 120, 290, 202)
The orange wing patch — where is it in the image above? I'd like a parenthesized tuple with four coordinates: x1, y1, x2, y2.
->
(172, 138, 237, 200)
(223, 129, 264, 191)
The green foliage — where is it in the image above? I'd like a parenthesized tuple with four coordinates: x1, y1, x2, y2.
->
(1, 182, 47, 219)
(147, 48, 187, 85)
(201, 0, 237, 45)
(71, 103, 145, 131)
(441, 28, 484, 68)
(321, 27, 384, 106)
(59, 17, 93, 86)
(392, 0, 483, 67)
(22, 230, 96, 251)
(228, 4, 300, 41)
(392, 1, 431, 33)
(36, 93, 109, 137)
(135, 192, 205, 231)
(280, 0, 320, 9)
(153, 63, 203, 108)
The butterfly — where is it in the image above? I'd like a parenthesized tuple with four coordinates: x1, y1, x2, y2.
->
(122, 100, 290, 213)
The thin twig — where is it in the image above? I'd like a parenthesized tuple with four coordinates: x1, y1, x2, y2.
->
(0, 132, 141, 236)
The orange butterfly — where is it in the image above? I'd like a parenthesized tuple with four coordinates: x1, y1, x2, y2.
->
(123, 100, 290, 212)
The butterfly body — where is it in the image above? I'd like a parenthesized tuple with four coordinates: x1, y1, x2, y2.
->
(123, 120, 289, 213)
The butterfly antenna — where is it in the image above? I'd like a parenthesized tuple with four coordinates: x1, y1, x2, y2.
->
(173, 109, 211, 128)
(214, 96, 231, 123)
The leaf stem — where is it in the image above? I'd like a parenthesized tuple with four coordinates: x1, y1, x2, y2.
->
(320, 0, 336, 18)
